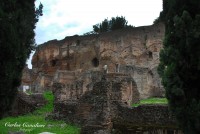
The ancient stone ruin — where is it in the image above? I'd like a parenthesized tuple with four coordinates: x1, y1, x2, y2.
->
(24, 23, 165, 99)
(21, 23, 183, 133)
(52, 78, 182, 133)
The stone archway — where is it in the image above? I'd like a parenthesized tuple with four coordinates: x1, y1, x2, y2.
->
(91, 57, 99, 67)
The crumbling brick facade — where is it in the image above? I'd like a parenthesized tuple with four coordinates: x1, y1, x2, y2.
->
(24, 23, 165, 100)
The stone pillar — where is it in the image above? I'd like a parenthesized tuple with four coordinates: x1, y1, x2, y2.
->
(80, 81, 113, 134)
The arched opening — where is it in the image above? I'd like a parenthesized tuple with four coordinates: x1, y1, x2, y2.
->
(51, 59, 58, 67)
(92, 57, 99, 67)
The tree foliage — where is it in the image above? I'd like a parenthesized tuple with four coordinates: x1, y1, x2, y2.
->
(0, 0, 43, 118)
(92, 16, 132, 34)
(158, 0, 200, 133)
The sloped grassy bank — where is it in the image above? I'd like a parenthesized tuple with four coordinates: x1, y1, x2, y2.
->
(132, 97, 168, 107)
(0, 91, 80, 134)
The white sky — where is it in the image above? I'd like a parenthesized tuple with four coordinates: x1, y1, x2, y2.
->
(27, 0, 163, 68)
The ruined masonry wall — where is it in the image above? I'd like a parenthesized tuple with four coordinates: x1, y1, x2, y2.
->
(26, 23, 165, 99)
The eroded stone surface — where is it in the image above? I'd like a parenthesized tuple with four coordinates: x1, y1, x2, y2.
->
(23, 23, 165, 100)
(52, 77, 182, 134)
(19, 23, 177, 133)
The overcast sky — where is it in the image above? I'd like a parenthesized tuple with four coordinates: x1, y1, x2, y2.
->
(28, 0, 163, 68)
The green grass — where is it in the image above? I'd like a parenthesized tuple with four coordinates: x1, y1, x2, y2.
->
(33, 91, 54, 115)
(0, 91, 80, 134)
(132, 97, 168, 107)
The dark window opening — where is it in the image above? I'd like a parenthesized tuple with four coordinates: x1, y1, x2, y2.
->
(148, 51, 153, 59)
(51, 59, 57, 66)
(92, 57, 99, 67)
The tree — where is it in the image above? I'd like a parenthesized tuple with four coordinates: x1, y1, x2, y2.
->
(93, 18, 109, 33)
(158, 0, 200, 133)
(92, 16, 131, 33)
(0, 0, 43, 118)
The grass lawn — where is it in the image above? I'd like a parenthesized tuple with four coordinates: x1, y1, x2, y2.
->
(0, 91, 80, 134)
(132, 97, 168, 107)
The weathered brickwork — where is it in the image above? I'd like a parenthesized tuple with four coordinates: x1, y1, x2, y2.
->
(23, 23, 165, 100)
(52, 77, 182, 134)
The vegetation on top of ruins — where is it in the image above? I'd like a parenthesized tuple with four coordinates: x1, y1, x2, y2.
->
(158, 0, 200, 133)
(0, 91, 80, 134)
(132, 97, 168, 107)
(84, 16, 133, 35)
(0, 0, 43, 118)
